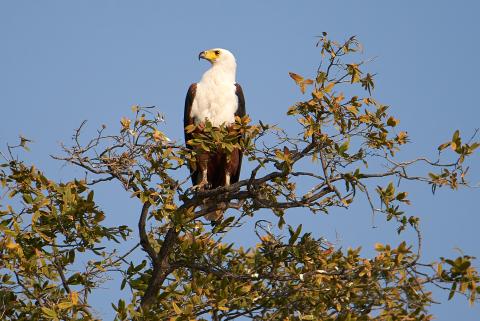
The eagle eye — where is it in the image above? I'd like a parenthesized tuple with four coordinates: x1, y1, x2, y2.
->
(214, 50, 220, 55)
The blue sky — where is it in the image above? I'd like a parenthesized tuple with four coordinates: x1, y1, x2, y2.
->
(1, 1, 479, 320)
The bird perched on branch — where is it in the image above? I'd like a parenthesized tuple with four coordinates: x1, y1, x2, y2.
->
(184, 48, 246, 221)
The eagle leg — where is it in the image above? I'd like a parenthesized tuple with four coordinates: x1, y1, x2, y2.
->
(192, 153, 210, 191)
(225, 172, 231, 187)
(207, 171, 231, 224)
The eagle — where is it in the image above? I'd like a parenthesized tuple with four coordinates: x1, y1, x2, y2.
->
(184, 48, 246, 221)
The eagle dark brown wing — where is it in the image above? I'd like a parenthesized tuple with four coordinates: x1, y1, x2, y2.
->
(184, 83, 199, 185)
(235, 83, 246, 119)
(231, 83, 246, 184)
(184, 83, 197, 145)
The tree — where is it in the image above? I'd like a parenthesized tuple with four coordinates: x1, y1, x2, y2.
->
(1, 34, 479, 321)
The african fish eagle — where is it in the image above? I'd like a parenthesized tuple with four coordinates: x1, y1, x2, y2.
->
(184, 48, 246, 221)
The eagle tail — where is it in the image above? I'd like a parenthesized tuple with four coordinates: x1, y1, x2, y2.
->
(203, 203, 225, 223)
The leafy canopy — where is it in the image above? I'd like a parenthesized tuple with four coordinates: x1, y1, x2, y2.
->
(1, 34, 479, 321)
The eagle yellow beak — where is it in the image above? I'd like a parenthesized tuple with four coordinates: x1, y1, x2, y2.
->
(198, 50, 217, 62)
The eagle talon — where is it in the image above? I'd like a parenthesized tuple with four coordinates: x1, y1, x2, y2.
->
(191, 181, 209, 192)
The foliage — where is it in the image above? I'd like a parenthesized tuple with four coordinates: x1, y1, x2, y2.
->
(0, 149, 130, 320)
(1, 34, 479, 320)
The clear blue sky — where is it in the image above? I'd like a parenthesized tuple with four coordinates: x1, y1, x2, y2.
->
(1, 1, 479, 320)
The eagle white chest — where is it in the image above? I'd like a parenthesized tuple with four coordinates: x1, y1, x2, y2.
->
(190, 66, 238, 127)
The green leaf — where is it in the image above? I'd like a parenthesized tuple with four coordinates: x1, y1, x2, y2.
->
(470, 142, 480, 152)
(288, 224, 302, 245)
(448, 282, 457, 300)
(438, 142, 450, 151)
(452, 130, 460, 142)
(385, 182, 395, 195)
(41, 307, 57, 319)
(338, 139, 350, 154)
(87, 190, 94, 203)
(57, 301, 73, 310)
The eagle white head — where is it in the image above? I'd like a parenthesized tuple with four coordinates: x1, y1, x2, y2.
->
(199, 48, 236, 68)
(198, 48, 237, 82)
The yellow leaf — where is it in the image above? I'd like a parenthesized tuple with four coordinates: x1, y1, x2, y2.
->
(131, 105, 139, 113)
(312, 90, 324, 100)
(396, 131, 408, 145)
(346, 105, 358, 115)
(324, 82, 335, 93)
(95, 263, 106, 272)
(387, 116, 399, 127)
(241, 284, 252, 293)
(289, 72, 304, 84)
(6, 239, 19, 250)
(299, 83, 306, 94)
(164, 203, 177, 210)
(57, 301, 73, 310)
(153, 130, 162, 142)
(70, 291, 79, 305)
(438, 142, 450, 151)
(41, 307, 57, 318)
(185, 124, 196, 133)
(120, 117, 131, 130)
(172, 302, 182, 315)
(358, 115, 370, 123)
(334, 93, 344, 104)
